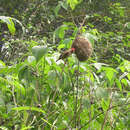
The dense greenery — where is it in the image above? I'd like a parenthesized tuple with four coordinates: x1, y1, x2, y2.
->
(0, 0, 130, 129)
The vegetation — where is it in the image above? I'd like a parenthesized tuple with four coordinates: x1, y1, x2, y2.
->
(0, 0, 130, 129)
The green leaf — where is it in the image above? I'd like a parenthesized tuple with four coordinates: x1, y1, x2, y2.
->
(125, 22, 130, 29)
(0, 97, 5, 106)
(0, 126, 8, 130)
(0, 16, 25, 35)
(0, 77, 9, 85)
(82, 98, 91, 109)
(63, 38, 72, 48)
(27, 56, 36, 63)
(7, 18, 16, 35)
(115, 79, 122, 91)
(0, 16, 15, 35)
(55, 25, 68, 39)
(95, 87, 108, 100)
(67, 0, 79, 10)
(121, 78, 128, 86)
(57, 44, 65, 50)
(21, 126, 34, 130)
(102, 67, 117, 82)
(60, 1, 68, 10)
(54, 4, 61, 16)
(32, 46, 48, 62)
(18, 65, 28, 80)
(12, 81, 25, 96)
(101, 99, 109, 111)
(12, 106, 45, 114)
(93, 63, 108, 70)
(84, 32, 98, 45)
(127, 73, 130, 80)
(0, 60, 6, 68)
(48, 70, 57, 86)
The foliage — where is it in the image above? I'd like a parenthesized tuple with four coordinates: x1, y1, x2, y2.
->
(0, 0, 129, 129)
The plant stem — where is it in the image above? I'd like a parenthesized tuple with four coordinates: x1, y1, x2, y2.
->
(101, 91, 113, 130)
(74, 60, 80, 128)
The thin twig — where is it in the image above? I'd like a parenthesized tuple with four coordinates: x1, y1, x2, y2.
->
(69, 12, 87, 40)
(77, 16, 87, 34)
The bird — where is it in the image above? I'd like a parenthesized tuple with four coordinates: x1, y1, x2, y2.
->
(56, 48, 75, 62)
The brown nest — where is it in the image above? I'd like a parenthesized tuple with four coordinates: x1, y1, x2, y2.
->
(71, 36, 93, 61)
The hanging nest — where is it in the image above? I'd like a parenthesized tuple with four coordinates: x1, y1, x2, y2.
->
(71, 35, 93, 61)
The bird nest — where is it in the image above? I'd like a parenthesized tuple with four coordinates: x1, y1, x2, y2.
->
(72, 36, 93, 61)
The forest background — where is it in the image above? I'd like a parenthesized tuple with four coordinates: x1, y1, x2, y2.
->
(0, 0, 130, 129)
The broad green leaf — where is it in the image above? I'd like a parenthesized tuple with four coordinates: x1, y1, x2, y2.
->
(121, 78, 128, 86)
(101, 99, 109, 111)
(27, 56, 36, 63)
(7, 18, 16, 35)
(21, 126, 34, 130)
(0, 16, 15, 35)
(59, 29, 65, 39)
(11, 81, 25, 96)
(0, 97, 5, 106)
(95, 87, 108, 100)
(125, 22, 130, 29)
(0, 60, 6, 68)
(0, 75, 25, 95)
(54, 4, 61, 16)
(60, 1, 68, 10)
(0, 76, 25, 96)
(93, 63, 108, 70)
(48, 70, 57, 86)
(0, 77, 9, 85)
(55, 25, 68, 39)
(32, 46, 48, 62)
(0, 126, 8, 130)
(12, 106, 45, 114)
(18, 65, 28, 80)
(67, 0, 79, 10)
(102, 67, 117, 82)
(84, 32, 98, 45)
(82, 98, 91, 109)
(127, 73, 130, 80)
(104, 16, 112, 23)
(62, 38, 72, 48)
(57, 44, 65, 50)
(0, 16, 25, 35)
(115, 79, 122, 91)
